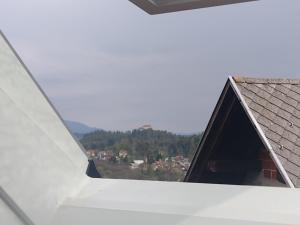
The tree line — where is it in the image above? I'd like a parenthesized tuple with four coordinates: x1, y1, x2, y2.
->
(80, 129, 203, 160)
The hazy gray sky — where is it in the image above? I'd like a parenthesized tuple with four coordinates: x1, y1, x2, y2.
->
(0, 0, 300, 133)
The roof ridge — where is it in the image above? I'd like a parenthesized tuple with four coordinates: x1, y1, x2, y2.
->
(233, 76, 300, 85)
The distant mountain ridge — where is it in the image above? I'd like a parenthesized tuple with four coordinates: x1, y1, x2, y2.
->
(65, 120, 200, 137)
(65, 120, 100, 134)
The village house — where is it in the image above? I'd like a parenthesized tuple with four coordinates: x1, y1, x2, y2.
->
(97, 150, 114, 161)
(185, 77, 300, 188)
(86, 149, 98, 159)
(178, 159, 190, 171)
(118, 149, 128, 159)
(152, 160, 166, 171)
(130, 160, 145, 169)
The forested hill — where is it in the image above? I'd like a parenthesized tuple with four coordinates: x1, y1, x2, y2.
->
(80, 129, 202, 160)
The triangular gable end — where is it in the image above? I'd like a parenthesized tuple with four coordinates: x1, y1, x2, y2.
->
(185, 76, 294, 187)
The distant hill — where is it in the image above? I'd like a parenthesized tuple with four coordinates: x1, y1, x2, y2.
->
(64, 120, 99, 134)
(80, 129, 203, 160)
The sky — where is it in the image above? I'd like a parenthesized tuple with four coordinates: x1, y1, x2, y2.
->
(0, 0, 300, 133)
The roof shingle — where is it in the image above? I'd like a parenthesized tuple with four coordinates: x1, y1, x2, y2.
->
(234, 76, 300, 187)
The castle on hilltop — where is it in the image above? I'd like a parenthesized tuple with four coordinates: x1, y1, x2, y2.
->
(138, 124, 153, 131)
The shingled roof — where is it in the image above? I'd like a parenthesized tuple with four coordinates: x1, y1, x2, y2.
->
(233, 77, 300, 187)
(185, 76, 300, 188)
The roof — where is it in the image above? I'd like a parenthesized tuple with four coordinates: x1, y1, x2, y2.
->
(0, 31, 88, 225)
(129, 0, 257, 14)
(185, 76, 300, 188)
(233, 76, 300, 187)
